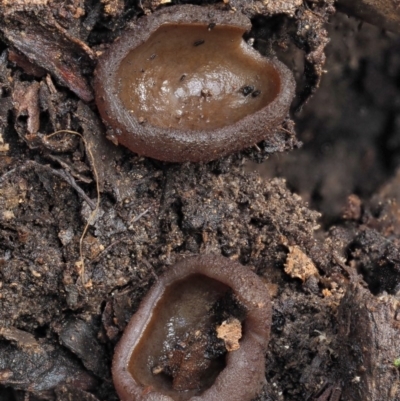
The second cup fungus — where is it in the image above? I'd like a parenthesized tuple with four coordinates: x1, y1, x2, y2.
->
(112, 255, 272, 401)
(94, 5, 295, 162)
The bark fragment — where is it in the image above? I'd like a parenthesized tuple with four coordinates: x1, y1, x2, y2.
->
(12, 80, 40, 136)
(0, 342, 97, 397)
(337, 282, 400, 401)
(58, 318, 108, 379)
(2, 22, 93, 101)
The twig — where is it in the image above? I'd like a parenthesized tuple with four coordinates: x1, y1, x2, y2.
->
(303, 0, 325, 20)
(142, 258, 158, 281)
(280, 127, 295, 135)
(1, 162, 95, 209)
(34, 162, 96, 209)
(45, 130, 100, 286)
(131, 208, 150, 223)
(90, 238, 124, 264)
(0, 167, 18, 184)
(51, 18, 97, 61)
(56, 168, 96, 209)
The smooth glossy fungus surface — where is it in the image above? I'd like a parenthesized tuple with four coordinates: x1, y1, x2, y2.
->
(117, 24, 280, 131)
(112, 255, 272, 401)
(95, 5, 295, 162)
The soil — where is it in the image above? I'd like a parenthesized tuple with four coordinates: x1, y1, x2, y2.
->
(0, 1, 400, 401)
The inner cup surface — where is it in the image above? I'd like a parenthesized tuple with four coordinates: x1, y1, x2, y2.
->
(128, 274, 230, 401)
(117, 23, 281, 130)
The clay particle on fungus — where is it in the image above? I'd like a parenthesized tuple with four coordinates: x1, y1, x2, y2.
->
(216, 317, 242, 352)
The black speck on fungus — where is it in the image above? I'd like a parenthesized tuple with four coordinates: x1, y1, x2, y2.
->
(112, 255, 271, 401)
(94, 5, 295, 162)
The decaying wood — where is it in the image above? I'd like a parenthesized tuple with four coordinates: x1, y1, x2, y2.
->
(337, 282, 400, 400)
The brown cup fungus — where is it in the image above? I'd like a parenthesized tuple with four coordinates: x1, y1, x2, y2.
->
(112, 255, 272, 401)
(94, 5, 295, 162)
(337, 0, 400, 32)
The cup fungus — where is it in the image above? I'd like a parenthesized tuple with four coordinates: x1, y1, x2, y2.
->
(112, 255, 272, 401)
(94, 5, 295, 162)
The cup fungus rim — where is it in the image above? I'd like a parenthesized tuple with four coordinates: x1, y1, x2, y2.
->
(94, 5, 296, 163)
(112, 254, 272, 401)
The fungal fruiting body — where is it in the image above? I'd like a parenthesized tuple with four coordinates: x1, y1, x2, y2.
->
(94, 5, 295, 162)
(112, 255, 272, 401)
(337, 0, 400, 32)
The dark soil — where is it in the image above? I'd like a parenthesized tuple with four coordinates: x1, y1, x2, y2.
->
(0, 1, 400, 401)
